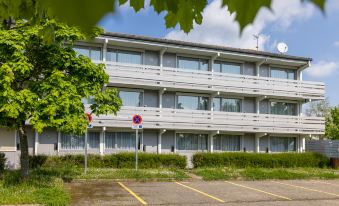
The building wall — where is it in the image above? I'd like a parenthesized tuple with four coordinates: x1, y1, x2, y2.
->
(163, 92, 176, 109)
(243, 62, 256, 76)
(143, 130, 158, 153)
(0, 128, 16, 152)
(260, 135, 269, 152)
(243, 134, 255, 152)
(144, 90, 159, 108)
(260, 99, 270, 114)
(162, 130, 175, 153)
(163, 53, 176, 68)
(144, 50, 159, 66)
(243, 98, 255, 113)
(38, 128, 58, 155)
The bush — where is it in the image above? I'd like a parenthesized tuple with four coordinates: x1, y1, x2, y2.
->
(29, 155, 48, 169)
(39, 153, 186, 169)
(0, 152, 6, 174)
(192, 152, 330, 168)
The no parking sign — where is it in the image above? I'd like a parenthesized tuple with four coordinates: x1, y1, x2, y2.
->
(132, 114, 143, 129)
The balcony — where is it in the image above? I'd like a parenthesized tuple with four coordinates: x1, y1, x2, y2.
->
(89, 106, 325, 135)
(104, 62, 325, 100)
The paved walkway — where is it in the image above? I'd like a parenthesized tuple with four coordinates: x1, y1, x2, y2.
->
(68, 179, 339, 205)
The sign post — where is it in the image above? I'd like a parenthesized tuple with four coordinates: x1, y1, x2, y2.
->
(132, 114, 143, 170)
(84, 113, 93, 175)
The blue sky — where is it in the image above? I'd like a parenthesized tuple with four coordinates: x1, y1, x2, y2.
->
(99, 0, 339, 106)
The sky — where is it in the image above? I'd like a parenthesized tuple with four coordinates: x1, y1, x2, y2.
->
(98, 0, 339, 106)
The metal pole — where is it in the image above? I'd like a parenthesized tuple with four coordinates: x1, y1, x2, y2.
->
(84, 128, 88, 175)
(135, 129, 138, 170)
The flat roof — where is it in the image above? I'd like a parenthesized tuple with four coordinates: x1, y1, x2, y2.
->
(102, 32, 312, 62)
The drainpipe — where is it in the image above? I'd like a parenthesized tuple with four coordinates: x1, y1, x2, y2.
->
(255, 58, 267, 77)
(159, 48, 167, 69)
(297, 61, 310, 81)
(158, 129, 166, 154)
(210, 52, 220, 72)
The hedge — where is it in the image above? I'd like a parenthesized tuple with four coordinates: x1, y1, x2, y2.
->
(30, 153, 187, 169)
(0, 152, 5, 174)
(192, 152, 330, 168)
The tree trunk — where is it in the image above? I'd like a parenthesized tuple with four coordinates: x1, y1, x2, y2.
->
(18, 125, 29, 179)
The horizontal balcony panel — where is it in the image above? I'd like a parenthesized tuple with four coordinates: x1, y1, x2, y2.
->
(87, 106, 324, 135)
(105, 62, 325, 100)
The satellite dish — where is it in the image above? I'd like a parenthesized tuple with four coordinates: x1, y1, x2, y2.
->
(277, 42, 288, 54)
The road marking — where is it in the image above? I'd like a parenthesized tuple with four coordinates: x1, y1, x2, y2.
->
(272, 181, 339, 197)
(118, 182, 147, 205)
(310, 180, 339, 187)
(225, 181, 292, 201)
(175, 182, 225, 203)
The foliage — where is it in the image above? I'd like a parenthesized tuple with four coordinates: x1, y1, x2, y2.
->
(305, 98, 331, 118)
(0, 170, 70, 206)
(0, 152, 5, 174)
(192, 152, 329, 168)
(193, 167, 339, 181)
(325, 107, 339, 140)
(30, 153, 187, 169)
(0, 0, 327, 33)
(0, 19, 121, 134)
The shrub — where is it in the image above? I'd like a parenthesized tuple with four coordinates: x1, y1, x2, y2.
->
(29, 155, 48, 169)
(40, 153, 186, 169)
(192, 152, 330, 168)
(0, 152, 6, 174)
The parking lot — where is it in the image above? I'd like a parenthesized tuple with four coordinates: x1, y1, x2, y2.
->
(69, 180, 339, 205)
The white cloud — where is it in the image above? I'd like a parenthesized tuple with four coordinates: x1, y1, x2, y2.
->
(165, 0, 316, 50)
(305, 61, 338, 78)
(333, 41, 339, 47)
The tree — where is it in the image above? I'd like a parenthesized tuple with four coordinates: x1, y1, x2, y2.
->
(0, 0, 327, 34)
(305, 98, 331, 118)
(325, 107, 339, 140)
(0, 19, 122, 179)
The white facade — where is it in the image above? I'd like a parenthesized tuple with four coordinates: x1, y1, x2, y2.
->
(0, 33, 326, 167)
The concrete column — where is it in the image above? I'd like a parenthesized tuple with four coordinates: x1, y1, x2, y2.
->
(256, 98, 260, 114)
(34, 130, 39, 155)
(209, 134, 214, 153)
(100, 127, 105, 156)
(255, 136, 260, 153)
(301, 136, 306, 152)
(299, 102, 303, 117)
(267, 136, 271, 153)
(174, 132, 177, 153)
(103, 38, 108, 62)
(158, 129, 166, 154)
(57, 131, 61, 155)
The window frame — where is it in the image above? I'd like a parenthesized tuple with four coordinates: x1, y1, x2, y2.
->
(175, 132, 209, 151)
(269, 100, 298, 116)
(106, 46, 144, 65)
(269, 65, 297, 80)
(212, 96, 242, 113)
(118, 88, 144, 107)
(175, 92, 210, 111)
(176, 55, 210, 71)
(72, 45, 102, 60)
(213, 59, 244, 75)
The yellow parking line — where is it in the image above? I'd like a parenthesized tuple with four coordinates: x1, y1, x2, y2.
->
(175, 182, 225, 203)
(272, 181, 339, 197)
(118, 182, 147, 205)
(310, 180, 339, 187)
(225, 181, 292, 201)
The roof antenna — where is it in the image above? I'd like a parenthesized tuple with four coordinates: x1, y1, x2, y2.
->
(253, 34, 260, 51)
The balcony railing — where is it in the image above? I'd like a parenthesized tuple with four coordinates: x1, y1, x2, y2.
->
(89, 106, 325, 135)
(103, 62, 325, 100)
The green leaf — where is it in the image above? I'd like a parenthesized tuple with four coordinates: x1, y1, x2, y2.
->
(130, 0, 145, 12)
(309, 0, 326, 11)
(222, 0, 272, 32)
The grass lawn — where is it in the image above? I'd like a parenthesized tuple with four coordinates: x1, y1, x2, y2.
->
(192, 167, 339, 181)
(0, 167, 188, 206)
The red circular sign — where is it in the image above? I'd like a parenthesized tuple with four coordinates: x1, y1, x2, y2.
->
(85, 112, 92, 123)
(132, 114, 142, 125)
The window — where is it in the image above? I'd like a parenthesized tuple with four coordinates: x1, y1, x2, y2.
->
(117, 132, 137, 150)
(177, 95, 208, 110)
(270, 137, 296, 152)
(213, 61, 241, 75)
(213, 98, 241, 112)
(270, 67, 296, 80)
(81, 96, 95, 104)
(214, 135, 241, 151)
(88, 132, 100, 149)
(176, 133, 208, 151)
(106, 49, 142, 64)
(119, 90, 143, 107)
(270, 101, 297, 116)
(105, 132, 116, 149)
(177, 57, 209, 71)
(61, 133, 84, 150)
(73, 46, 102, 60)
